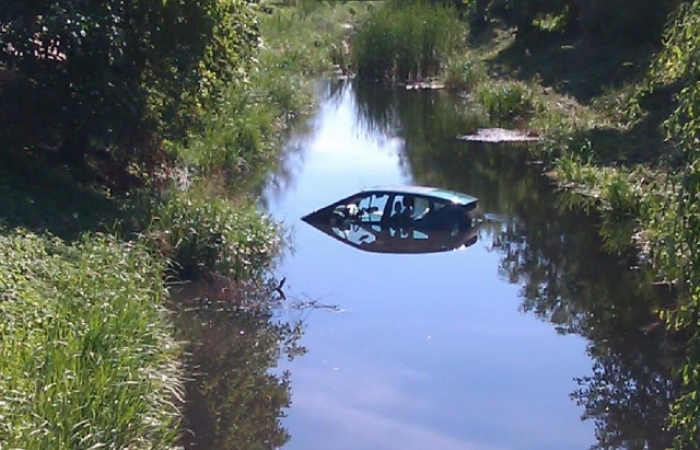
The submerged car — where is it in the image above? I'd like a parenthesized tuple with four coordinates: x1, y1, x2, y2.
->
(301, 185, 479, 254)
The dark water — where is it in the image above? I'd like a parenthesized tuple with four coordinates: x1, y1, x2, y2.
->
(178, 80, 679, 450)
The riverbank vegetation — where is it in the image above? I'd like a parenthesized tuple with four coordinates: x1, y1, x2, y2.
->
(347, 0, 700, 446)
(351, 0, 463, 81)
(0, 0, 366, 447)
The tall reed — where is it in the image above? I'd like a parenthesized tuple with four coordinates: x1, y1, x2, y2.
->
(351, 1, 464, 82)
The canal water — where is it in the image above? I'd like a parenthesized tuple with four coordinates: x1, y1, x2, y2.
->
(179, 80, 677, 450)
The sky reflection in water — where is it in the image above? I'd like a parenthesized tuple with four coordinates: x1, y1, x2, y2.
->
(264, 82, 594, 450)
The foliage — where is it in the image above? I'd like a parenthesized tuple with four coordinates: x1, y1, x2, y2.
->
(0, 0, 260, 175)
(443, 55, 486, 92)
(258, 1, 363, 74)
(141, 191, 282, 281)
(178, 70, 309, 188)
(473, 80, 543, 121)
(351, 0, 465, 81)
(0, 231, 182, 450)
(646, 1, 700, 447)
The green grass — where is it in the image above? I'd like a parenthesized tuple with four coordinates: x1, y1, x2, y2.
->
(0, 231, 182, 450)
(0, 2, 374, 448)
(351, 0, 465, 82)
(443, 55, 487, 92)
(259, 1, 370, 74)
(141, 191, 283, 281)
(473, 79, 543, 122)
(177, 73, 309, 188)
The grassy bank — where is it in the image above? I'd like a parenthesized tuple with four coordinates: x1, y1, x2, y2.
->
(0, 1, 369, 448)
(0, 232, 181, 449)
(451, 37, 673, 266)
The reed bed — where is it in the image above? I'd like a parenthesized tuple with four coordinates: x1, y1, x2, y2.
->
(351, 1, 464, 82)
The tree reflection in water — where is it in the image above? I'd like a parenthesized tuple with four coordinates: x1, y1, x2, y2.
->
(172, 279, 305, 450)
(345, 81, 683, 450)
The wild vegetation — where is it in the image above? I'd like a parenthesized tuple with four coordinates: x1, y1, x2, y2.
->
(351, 0, 464, 82)
(347, 0, 700, 447)
(0, 232, 181, 449)
(5, 0, 700, 446)
(0, 0, 364, 448)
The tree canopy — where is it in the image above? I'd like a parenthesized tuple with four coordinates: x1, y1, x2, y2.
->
(0, 0, 261, 178)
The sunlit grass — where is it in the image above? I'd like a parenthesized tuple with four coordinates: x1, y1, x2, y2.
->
(473, 80, 544, 122)
(0, 232, 182, 450)
(351, 0, 465, 81)
(141, 191, 283, 280)
(443, 55, 486, 92)
(259, 1, 369, 74)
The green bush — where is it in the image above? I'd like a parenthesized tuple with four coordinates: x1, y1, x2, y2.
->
(443, 55, 486, 92)
(0, 231, 182, 450)
(142, 192, 282, 281)
(0, 0, 260, 172)
(650, 3, 700, 447)
(352, 1, 465, 81)
(474, 81, 542, 121)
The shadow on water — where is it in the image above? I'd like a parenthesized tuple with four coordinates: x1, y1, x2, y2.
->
(171, 279, 306, 450)
(298, 80, 680, 449)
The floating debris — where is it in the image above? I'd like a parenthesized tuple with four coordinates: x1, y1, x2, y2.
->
(457, 128, 541, 143)
(404, 80, 445, 90)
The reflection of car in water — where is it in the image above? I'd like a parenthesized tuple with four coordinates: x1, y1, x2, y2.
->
(301, 186, 479, 254)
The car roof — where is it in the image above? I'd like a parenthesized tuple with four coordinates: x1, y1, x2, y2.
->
(361, 185, 478, 206)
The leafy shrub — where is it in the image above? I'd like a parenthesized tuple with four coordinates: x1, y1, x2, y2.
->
(0, 0, 260, 173)
(443, 55, 486, 92)
(142, 192, 283, 280)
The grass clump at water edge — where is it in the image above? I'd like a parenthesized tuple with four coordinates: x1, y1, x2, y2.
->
(0, 231, 182, 450)
(141, 191, 283, 281)
(351, 0, 464, 82)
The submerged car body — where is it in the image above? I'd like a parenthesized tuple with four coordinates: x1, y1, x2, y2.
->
(301, 185, 479, 254)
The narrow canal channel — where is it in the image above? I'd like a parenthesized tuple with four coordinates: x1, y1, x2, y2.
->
(181, 79, 677, 450)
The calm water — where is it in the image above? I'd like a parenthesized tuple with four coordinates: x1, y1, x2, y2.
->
(178, 80, 677, 450)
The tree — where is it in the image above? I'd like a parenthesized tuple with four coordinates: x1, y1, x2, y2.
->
(0, 0, 260, 179)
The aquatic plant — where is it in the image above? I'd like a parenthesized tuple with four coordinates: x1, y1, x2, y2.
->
(443, 55, 487, 92)
(473, 80, 542, 122)
(351, 1, 464, 81)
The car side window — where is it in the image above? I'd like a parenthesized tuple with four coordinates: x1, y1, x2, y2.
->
(357, 194, 388, 222)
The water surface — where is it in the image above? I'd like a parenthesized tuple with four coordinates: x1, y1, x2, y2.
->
(176, 80, 677, 450)
(261, 81, 676, 450)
